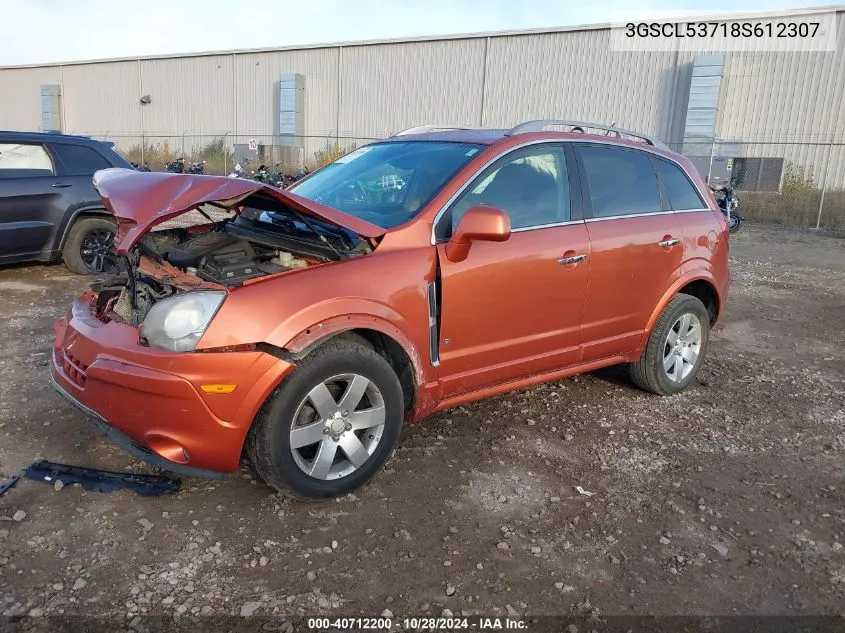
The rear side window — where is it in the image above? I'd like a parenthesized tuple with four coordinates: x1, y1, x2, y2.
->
(578, 145, 661, 218)
(51, 143, 111, 176)
(653, 158, 706, 210)
(0, 143, 54, 178)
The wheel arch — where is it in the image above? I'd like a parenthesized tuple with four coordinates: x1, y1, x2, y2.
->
(57, 207, 113, 251)
(640, 271, 722, 349)
(278, 315, 427, 415)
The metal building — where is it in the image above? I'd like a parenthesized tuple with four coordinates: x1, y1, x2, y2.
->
(1, 7, 843, 199)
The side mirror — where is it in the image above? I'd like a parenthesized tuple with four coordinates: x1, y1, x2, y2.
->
(445, 204, 511, 263)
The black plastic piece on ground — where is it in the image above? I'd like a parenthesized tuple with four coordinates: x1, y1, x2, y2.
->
(0, 473, 21, 497)
(24, 460, 181, 496)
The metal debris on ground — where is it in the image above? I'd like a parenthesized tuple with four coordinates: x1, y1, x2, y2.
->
(575, 485, 595, 497)
(23, 460, 181, 496)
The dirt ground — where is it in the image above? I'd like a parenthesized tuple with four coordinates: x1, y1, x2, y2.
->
(0, 224, 843, 625)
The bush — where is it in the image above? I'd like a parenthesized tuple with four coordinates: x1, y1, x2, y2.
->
(741, 190, 845, 231)
(781, 161, 816, 195)
(119, 138, 233, 175)
(313, 142, 357, 169)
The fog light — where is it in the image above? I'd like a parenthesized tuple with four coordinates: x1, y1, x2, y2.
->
(200, 384, 237, 394)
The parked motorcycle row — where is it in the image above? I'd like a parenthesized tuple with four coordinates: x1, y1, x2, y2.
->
(128, 158, 206, 174)
(128, 158, 310, 189)
(228, 159, 311, 189)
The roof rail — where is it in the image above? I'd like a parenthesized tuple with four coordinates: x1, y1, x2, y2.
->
(391, 124, 485, 137)
(507, 119, 668, 149)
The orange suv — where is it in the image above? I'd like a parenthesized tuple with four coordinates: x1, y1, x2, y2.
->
(50, 120, 730, 499)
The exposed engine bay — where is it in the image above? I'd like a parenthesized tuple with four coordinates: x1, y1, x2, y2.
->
(92, 206, 373, 325)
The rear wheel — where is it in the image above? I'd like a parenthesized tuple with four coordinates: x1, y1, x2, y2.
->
(62, 217, 119, 275)
(629, 294, 710, 396)
(246, 340, 404, 500)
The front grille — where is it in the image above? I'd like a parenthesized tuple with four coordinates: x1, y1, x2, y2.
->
(62, 349, 88, 387)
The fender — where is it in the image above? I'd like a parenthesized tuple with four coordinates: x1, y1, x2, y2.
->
(638, 267, 721, 350)
(55, 205, 112, 250)
(269, 301, 431, 389)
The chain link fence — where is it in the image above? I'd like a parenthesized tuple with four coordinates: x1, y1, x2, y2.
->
(669, 138, 845, 231)
(95, 133, 377, 179)
(93, 132, 845, 232)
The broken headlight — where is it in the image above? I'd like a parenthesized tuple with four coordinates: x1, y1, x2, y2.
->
(140, 291, 226, 352)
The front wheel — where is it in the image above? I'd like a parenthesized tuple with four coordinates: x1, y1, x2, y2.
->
(62, 217, 119, 275)
(727, 213, 742, 233)
(628, 294, 710, 396)
(246, 340, 404, 500)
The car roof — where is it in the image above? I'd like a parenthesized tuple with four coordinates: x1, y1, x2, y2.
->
(375, 128, 674, 154)
(379, 128, 509, 145)
(0, 130, 106, 145)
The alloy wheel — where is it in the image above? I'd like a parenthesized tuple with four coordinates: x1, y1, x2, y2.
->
(79, 228, 118, 274)
(289, 373, 386, 480)
(662, 313, 702, 382)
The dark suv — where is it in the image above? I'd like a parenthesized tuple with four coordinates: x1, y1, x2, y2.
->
(0, 131, 133, 274)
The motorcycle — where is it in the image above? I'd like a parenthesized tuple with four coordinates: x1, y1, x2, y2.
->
(281, 169, 310, 188)
(228, 162, 247, 178)
(187, 160, 206, 175)
(710, 183, 742, 233)
(165, 157, 185, 173)
(253, 163, 284, 187)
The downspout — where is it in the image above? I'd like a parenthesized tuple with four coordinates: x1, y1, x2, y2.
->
(479, 37, 490, 127)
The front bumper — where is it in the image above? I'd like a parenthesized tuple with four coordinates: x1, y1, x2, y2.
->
(50, 293, 295, 475)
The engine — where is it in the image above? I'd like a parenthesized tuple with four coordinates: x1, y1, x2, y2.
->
(162, 232, 291, 286)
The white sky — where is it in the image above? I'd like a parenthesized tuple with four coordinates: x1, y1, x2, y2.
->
(0, 0, 829, 66)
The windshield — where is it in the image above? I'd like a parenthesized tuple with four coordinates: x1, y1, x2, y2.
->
(289, 141, 484, 229)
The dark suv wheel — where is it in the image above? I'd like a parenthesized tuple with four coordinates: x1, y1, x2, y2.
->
(62, 217, 119, 275)
(246, 340, 404, 500)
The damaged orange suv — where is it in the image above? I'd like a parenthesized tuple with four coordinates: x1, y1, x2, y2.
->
(51, 120, 730, 499)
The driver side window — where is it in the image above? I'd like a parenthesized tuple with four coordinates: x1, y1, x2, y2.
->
(437, 145, 570, 240)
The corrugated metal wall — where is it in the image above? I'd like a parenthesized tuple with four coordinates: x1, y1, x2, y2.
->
(0, 66, 63, 130)
(481, 29, 692, 141)
(715, 12, 845, 187)
(338, 38, 486, 138)
(234, 47, 340, 161)
(140, 55, 234, 135)
(62, 61, 139, 135)
(0, 13, 842, 182)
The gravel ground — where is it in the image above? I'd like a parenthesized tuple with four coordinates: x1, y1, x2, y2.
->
(0, 224, 843, 624)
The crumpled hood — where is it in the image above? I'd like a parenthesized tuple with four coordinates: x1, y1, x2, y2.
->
(92, 168, 386, 254)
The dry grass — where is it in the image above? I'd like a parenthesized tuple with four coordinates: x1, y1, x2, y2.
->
(741, 190, 845, 231)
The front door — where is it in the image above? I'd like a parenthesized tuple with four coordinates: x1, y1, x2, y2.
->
(434, 143, 590, 398)
(0, 142, 64, 260)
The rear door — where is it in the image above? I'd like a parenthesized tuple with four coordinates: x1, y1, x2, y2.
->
(574, 143, 684, 361)
(434, 143, 591, 398)
(0, 141, 66, 261)
(48, 142, 116, 250)
(651, 156, 721, 271)
(49, 142, 112, 208)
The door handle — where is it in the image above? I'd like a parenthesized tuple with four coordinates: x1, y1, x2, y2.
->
(558, 254, 588, 265)
(51, 183, 72, 188)
(657, 237, 680, 248)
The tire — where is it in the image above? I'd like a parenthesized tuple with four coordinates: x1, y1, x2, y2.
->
(727, 214, 742, 233)
(62, 217, 119, 275)
(628, 293, 710, 396)
(246, 340, 404, 500)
